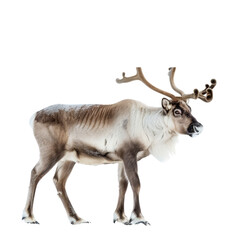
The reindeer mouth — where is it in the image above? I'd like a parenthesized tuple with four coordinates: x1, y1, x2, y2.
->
(187, 122, 203, 137)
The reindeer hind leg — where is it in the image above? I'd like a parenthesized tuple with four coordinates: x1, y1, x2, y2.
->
(53, 160, 89, 225)
(22, 151, 63, 224)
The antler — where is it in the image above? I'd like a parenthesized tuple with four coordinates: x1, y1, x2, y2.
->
(168, 67, 217, 102)
(116, 67, 177, 100)
(197, 79, 217, 102)
(168, 67, 185, 96)
(116, 67, 217, 103)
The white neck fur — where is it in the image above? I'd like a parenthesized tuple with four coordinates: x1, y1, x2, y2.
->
(143, 108, 178, 161)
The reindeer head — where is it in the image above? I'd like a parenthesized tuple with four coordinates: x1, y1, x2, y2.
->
(116, 67, 216, 137)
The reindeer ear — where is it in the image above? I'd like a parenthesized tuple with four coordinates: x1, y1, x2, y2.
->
(162, 98, 172, 112)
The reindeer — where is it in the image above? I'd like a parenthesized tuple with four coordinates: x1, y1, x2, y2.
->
(22, 67, 216, 225)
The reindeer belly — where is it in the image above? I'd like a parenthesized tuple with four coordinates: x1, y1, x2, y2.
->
(64, 123, 130, 165)
(63, 132, 123, 165)
(61, 149, 122, 165)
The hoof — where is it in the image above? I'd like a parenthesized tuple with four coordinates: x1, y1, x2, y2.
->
(129, 212, 150, 226)
(69, 217, 90, 225)
(135, 220, 150, 226)
(22, 216, 39, 224)
(29, 221, 40, 224)
(113, 212, 129, 225)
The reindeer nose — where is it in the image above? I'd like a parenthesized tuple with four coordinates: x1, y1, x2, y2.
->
(187, 122, 203, 137)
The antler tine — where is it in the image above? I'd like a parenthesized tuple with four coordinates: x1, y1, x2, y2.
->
(182, 79, 217, 102)
(197, 79, 217, 102)
(168, 67, 199, 101)
(168, 67, 185, 96)
(116, 68, 140, 83)
(116, 67, 177, 100)
(209, 79, 217, 89)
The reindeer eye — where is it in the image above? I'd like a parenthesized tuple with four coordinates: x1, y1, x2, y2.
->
(174, 109, 182, 117)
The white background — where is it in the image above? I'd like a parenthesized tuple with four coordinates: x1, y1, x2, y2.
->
(0, 0, 239, 239)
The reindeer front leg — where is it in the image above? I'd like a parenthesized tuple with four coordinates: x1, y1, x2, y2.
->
(117, 143, 150, 226)
(113, 163, 129, 224)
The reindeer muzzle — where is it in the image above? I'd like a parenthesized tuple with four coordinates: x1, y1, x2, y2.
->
(187, 122, 203, 137)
